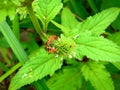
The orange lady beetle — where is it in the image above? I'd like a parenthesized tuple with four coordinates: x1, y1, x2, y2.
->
(45, 35, 58, 53)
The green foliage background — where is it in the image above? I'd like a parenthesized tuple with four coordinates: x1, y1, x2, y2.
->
(0, 0, 120, 90)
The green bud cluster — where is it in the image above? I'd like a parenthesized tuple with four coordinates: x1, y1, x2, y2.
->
(53, 35, 76, 58)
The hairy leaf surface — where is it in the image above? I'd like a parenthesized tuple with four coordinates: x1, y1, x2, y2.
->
(81, 61, 114, 90)
(61, 7, 78, 32)
(66, 8, 120, 37)
(47, 65, 82, 90)
(76, 8, 119, 36)
(101, 0, 120, 30)
(35, 0, 63, 29)
(76, 35, 120, 61)
(54, 8, 120, 37)
(9, 48, 62, 90)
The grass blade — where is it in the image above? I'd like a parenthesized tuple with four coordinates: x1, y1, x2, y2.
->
(0, 21, 28, 65)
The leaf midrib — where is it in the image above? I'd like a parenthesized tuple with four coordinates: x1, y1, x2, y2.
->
(77, 42, 120, 56)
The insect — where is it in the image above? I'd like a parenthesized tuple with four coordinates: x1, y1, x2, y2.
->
(45, 35, 58, 53)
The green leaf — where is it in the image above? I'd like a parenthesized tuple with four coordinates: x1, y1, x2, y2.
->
(51, 20, 70, 34)
(73, 8, 120, 36)
(75, 35, 120, 62)
(108, 32, 120, 69)
(108, 32, 120, 46)
(69, 0, 88, 19)
(0, 1, 17, 21)
(8, 7, 16, 20)
(63, 0, 69, 3)
(0, 61, 9, 72)
(111, 62, 120, 70)
(35, 0, 63, 29)
(0, 9, 7, 22)
(101, 0, 120, 30)
(101, 0, 120, 10)
(12, 14, 20, 40)
(53, 8, 120, 37)
(9, 48, 62, 90)
(0, 37, 9, 48)
(47, 65, 82, 90)
(61, 7, 78, 31)
(12, 0, 21, 6)
(32, 79, 49, 90)
(87, 0, 98, 13)
(81, 61, 114, 90)
(112, 14, 120, 30)
(0, 48, 11, 65)
(0, 21, 28, 64)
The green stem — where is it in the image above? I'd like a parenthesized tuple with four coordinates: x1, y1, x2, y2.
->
(43, 22, 47, 32)
(0, 61, 9, 72)
(87, 0, 98, 13)
(12, 14, 20, 40)
(0, 63, 21, 82)
(0, 48, 11, 66)
(74, 13, 84, 21)
(26, 5, 48, 43)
